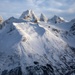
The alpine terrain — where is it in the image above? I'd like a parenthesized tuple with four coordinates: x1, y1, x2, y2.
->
(0, 10, 75, 75)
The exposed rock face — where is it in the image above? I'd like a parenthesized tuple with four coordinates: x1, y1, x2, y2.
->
(40, 13, 48, 22)
(1, 67, 22, 75)
(0, 16, 3, 24)
(0, 16, 3, 29)
(26, 64, 55, 75)
(20, 10, 38, 22)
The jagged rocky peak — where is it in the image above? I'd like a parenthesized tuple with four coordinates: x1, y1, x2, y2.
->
(20, 10, 31, 19)
(0, 16, 3, 29)
(48, 15, 65, 24)
(20, 10, 38, 22)
(0, 16, 3, 24)
(40, 13, 48, 22)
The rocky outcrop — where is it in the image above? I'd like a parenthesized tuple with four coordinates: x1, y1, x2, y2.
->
(0, 16, 3, 29)
(20, 10, 38, 22)
(1, 67, 22, 75)
(0, 16, 3, 24)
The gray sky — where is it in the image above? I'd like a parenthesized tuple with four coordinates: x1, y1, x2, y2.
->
(0, 0, 75, 21)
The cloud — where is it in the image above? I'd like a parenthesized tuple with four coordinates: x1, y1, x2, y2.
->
(0, 0, 75, 20)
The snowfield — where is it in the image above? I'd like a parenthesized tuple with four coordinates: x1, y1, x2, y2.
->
(0, 10, 75, 75)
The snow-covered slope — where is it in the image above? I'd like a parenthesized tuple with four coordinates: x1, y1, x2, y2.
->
(0, 11, 75, 75)
(48, 15, 65, 24)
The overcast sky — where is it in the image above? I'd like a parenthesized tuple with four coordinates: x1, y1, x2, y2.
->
(0, 0, 75, 20)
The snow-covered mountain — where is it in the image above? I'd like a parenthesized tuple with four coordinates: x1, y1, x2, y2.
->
(40, 13, 48, 22)
(20, 10, 38, 22)
(48, 15, 65, 24)
(0, 10, 75, 75)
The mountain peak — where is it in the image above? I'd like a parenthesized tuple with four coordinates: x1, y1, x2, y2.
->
(19, 10, 31, 19)
(4, 16, 17, 24)
(19, 10, 38, 22)
(40, 13, 47, 22)
(53, 15, 58, 18)
(48, 15, 65, 24)
(26, 9, 31, 13)
(8, 16, 16, 20)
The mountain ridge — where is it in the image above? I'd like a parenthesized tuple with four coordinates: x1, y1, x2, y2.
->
(0, 10, 75, 75)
